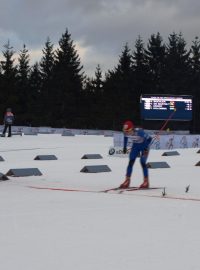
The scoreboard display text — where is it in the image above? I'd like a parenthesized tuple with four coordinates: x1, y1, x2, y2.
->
(140, 95, 193, 121)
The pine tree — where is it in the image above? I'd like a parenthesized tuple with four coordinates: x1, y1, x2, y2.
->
(48, 28, 84, 127)
(145, 32, 166, 92)
(29, 62, 42, 93)
(93, 64, 103, 94)
(40, 37, 55, 81)
(190, 37, 200, 132)
(0, 41, 17, 116)
(132, 36, 151, 126)
(29, 62, 42, 126)
(163, 32, 191, 94)
(80, 76, 95, 128)
(103, 43, 134, 129)
(190, 37, 200, 73)
(16, 44, 31, 124)
(132, 36, 150, 96)
(87, 65, 104, 128)
(79, 65, 104, 129)
(17, 44, 30, 80)
(39, 37, 55, 123)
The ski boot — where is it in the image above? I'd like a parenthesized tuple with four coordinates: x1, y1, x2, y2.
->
(139, 177, 149, 189)
(119, 177, 131, 189)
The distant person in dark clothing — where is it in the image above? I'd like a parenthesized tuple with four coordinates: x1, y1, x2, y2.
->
(1, 108, 14, 137)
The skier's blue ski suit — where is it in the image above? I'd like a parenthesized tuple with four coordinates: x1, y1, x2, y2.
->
(124, 128, 152, 178)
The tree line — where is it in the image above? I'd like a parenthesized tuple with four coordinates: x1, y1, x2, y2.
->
(0, 28, 200, 132)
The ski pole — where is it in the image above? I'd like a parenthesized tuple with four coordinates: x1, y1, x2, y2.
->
(151, 108, 176, 144)
(158, 108, 177, 133)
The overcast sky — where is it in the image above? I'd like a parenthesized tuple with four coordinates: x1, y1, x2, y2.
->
(1, 0, 200, 77)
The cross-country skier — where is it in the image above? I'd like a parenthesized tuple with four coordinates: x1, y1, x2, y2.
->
(119, 120, 152, 189)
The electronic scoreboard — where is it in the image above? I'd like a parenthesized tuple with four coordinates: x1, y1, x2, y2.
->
(140, 94, 193, 121)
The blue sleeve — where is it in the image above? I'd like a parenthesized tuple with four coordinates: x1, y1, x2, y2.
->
(137, 129, 152, 145)
(137, 129, 145, 138)
(123, 136, 128, 149)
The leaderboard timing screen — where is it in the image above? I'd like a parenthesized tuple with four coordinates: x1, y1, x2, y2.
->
(140, 95, 193, 120)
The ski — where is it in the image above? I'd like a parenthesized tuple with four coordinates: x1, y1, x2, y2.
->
(28, 185, 136, 193)
(102, 187, 123, 193)
(28, 186, 101, 193)
(126, 187, 163, 191)
(28, 186, 200, 202)
(102, 186, 144, 193)
(103, 186, 163, 193)
(117, 187, 163, 194)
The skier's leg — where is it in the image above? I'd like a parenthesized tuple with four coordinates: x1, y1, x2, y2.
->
(8, 125, 12, 137)
(139, 148, 150, 188)
(2, 124, 8, 137)
(119, 147, 139, 188)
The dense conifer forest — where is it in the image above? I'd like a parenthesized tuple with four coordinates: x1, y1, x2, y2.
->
(0, 29, 200, 132)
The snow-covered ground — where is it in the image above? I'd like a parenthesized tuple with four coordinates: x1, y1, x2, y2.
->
(0, 133, 200, 270)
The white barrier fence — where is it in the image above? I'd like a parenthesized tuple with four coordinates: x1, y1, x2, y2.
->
(1, 125, 200, 150)
(113, 133, 200, 150)
(0, 125, 115, 136)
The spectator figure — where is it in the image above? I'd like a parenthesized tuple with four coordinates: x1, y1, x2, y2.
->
(1, 108, 14, 137)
